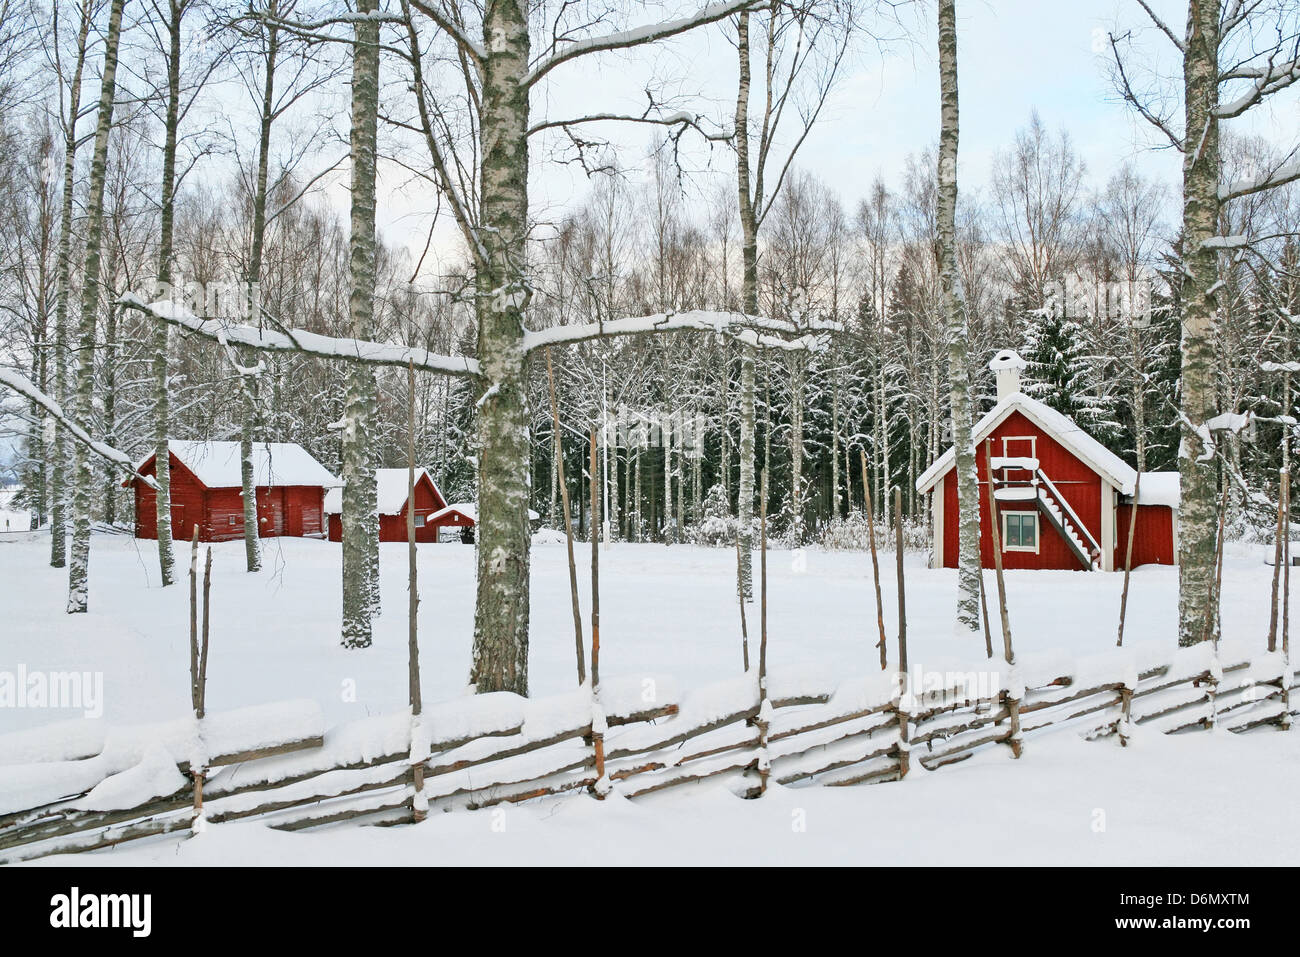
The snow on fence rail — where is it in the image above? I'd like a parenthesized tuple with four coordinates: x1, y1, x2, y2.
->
(1, 645, 1296, 863)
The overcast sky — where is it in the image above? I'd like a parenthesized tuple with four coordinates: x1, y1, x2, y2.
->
(328, 0, 1295, 274)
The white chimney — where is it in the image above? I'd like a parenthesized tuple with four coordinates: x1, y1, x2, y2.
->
(989, 349, 1026, 402)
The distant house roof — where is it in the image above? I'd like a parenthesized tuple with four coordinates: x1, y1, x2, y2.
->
(427, 502, 540, 524)
(131, 440, 339, 489)
(324, 468, 445, 515)
(916, 392, 1138, 496)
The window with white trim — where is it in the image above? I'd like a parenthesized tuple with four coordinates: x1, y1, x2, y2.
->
(1002, 512, 1038, 552)
(414, 514, 426, 527)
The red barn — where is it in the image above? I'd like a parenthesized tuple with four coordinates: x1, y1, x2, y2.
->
(917, 350, 1179, 572)
(126, 441, 340, 543)
(325, 468, 451, 543)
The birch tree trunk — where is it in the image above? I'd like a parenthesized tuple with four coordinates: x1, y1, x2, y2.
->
(469, 0, 532, 693)
(1177, 0, 1222, 647)
(239, 13, 281, 576)
(50, 0, 93, 570)
(152, 0, 185, 587)
(734, 9, 756, 598)
(67, 0, 126, 613)
(341, 0, 381, 647)
(938, 0, 981, 632)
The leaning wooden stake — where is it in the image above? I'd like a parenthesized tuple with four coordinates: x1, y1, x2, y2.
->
(755, 468, 772, 794)
(735, 534, 749, 671)
(589, 428, 606, 797)
(548, 350, 586, 684)
(983, 441, 1021, 758)
(861, 449, 888, 670)
(407, 360, 426, 822)
(1117, 471, 1142, 648)
(1281, 470, 1291, 728)
(893, 486, 910, 778)
(188, 530, 211, 826)
(978, 572, 994, 660)
(1268, 467, 1286, 653)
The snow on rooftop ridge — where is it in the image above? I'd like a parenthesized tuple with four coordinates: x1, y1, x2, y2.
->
(1132, 471, 1180, 508)
(428, 502, 540, 523)
(324, 469, 447, 516)
(916, 392, 1138, 495)
(137, 440, 340, 489)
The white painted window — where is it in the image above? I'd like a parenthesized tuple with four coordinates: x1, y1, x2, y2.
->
(1003, 512, 1039, 553)
(414, 514, 426, 527)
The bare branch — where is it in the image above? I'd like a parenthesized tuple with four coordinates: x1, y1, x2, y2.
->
(524, 0, 758, 87)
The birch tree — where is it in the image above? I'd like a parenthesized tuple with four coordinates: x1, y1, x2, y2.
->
(340, 0, 382, 648)
(67, 0, 126, 613)
(937, 0, 980, 632)
(732, 0, 853, 596)
(47, 0, 93, 569)
(1110, 0, 1300, 645)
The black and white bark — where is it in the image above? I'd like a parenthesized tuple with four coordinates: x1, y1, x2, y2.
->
(67, 0, 126, 613)
(937, 0, 980, 633)
(341, 0, 382, 648)
(48, 0, 92, 570)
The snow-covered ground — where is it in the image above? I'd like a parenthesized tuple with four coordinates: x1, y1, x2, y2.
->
(2, 529, 1296, 866)
(0, 529, 1290, 733)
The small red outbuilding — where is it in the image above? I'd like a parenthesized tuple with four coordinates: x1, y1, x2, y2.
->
(324, 468, 452, 543)
(126, 441, 340, 543)
(917, 350, 1179, 572)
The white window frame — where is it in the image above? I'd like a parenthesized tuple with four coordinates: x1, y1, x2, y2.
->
(1002, 511, 1040, 554)
(414, 514, 426, 528)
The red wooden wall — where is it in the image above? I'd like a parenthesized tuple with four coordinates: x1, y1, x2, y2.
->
(130, 452, 325, 543)
(1114, 504, 1176, 567)
(940, 409, 1103, 571)
(327, 473, 449, 543)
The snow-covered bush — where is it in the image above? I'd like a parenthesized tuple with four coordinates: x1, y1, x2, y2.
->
(817, 512, 928, 552)
(688, 484, 739, 547)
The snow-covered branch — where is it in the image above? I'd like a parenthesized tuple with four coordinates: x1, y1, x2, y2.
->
(1219, 158, 1300, 201)
(528, 110, 728, 141)
(0, 368, 157, 488)
(521, 310, 838, 354)
(1216, 54, 1300, 117)
(119, 294, 482, 378)
(406, 0, 486, 67)
(524, 1, 757, 87)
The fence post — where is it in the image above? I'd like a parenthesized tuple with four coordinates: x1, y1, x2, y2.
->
(589, 428, 608, 798)
(407, 360, 427, 823)
(861, 450, 887, 671)
(893, 486, 910, 779)
(983, 442, 1022, 758)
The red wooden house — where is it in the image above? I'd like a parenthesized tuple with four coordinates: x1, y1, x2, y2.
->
(126, 441, 340, 543)
(325, 468, 452, 543)
(917, 350, 1179, 571)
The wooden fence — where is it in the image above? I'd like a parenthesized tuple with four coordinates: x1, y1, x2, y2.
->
(1, 641, 1295, 864)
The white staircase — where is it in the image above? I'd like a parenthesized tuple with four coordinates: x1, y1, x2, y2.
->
(992, 466, 1102, 571)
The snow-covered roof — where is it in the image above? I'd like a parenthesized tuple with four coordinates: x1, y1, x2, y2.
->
(429, 502, 475, 523)
(916, 392, 1138, 496)
(1130, 471, 1180, 508)
(323, 468, 444, 515)
(140, 441, 340, 489)
(427, 502, 541, 524)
